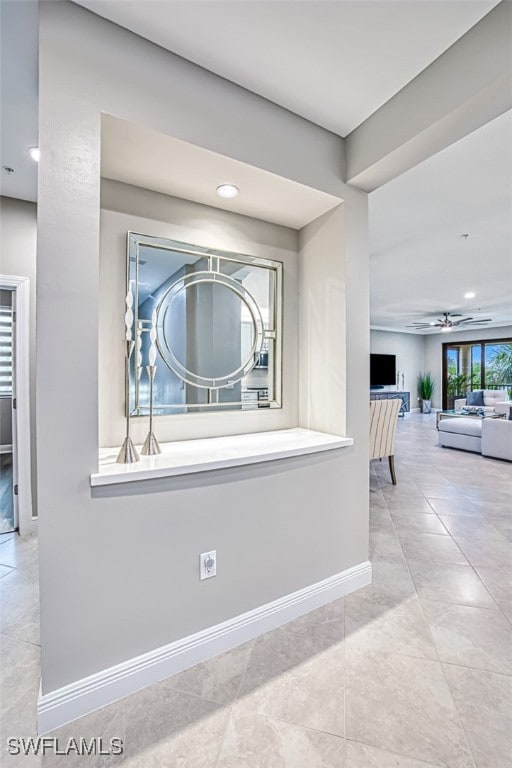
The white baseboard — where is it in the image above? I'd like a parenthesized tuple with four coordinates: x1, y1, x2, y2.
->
(38, 560, 371, 734)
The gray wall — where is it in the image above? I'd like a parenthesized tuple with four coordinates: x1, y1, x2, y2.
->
(0, 196, 37, 510)
(424, 324, 512, 408)
(37, 1, 369, 694)
(370, 329, 425, 408)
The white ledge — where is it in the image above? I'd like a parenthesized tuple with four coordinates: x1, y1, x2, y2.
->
(90, 428, 353, 487)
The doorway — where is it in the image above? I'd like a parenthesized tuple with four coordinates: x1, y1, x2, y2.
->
(0, 276, 32, 536)
(0, 288, 16, 532)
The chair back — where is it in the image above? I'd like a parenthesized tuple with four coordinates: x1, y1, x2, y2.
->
(369, 398, 401, 460)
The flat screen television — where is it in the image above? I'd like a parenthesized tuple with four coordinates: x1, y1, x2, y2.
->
(370, 354, 396, 388)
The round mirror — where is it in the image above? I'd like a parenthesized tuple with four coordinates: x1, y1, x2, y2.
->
(156, 272, 264, 389)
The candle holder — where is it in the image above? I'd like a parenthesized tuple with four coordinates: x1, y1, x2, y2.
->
(116, 340, 140, 463)
(142, 364, 161, 455)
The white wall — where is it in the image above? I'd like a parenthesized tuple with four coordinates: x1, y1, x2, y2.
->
(0, 196, 37, 509)
(370, 329, 425, 408)
(424, 324, 512, 408)
(99, 179, 299, 447)
(37, 0, 369, 698)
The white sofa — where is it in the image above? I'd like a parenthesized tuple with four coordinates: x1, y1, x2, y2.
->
(439, 415, 512, 461)
(454, 390, 511, 416)
(482, 418, 512, 461)
(438, 417, 482, 453)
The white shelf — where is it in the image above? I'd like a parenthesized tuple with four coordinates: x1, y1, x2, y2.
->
(90, 427, 353, 487)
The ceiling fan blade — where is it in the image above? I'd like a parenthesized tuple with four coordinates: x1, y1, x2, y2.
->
(449, 313, 463, 317)
(457, 317, 474, 323)
(463, 319, 492, 324)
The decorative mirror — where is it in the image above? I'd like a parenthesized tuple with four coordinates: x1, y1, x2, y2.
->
(127, 233, 282, 415)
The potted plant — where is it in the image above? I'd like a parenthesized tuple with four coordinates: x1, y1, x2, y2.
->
(417, 372, 435, 414)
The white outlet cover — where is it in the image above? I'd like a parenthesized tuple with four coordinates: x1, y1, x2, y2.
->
(200, 550, 217, 580)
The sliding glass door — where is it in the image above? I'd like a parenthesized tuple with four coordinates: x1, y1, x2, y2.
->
(442, 338, 512, 409)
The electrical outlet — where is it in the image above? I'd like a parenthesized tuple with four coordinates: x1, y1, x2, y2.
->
(200, 550, 217, 580)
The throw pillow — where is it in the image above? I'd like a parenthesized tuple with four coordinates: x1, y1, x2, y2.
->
(466, 390, 484, 406)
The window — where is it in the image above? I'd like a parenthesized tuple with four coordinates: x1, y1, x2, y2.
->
(0, 304, 13, 398)
(442, 337, 512, 408)
(484, 341, 512, 390)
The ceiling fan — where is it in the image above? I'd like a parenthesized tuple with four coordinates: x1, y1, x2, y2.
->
(406, 311, 492, 331)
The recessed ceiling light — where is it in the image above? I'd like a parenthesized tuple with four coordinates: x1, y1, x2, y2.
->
(429, 321, 436, 326)
(216, 184, 239, 199)
(464, 291, 476, 299)
(27, 146, 40, 162)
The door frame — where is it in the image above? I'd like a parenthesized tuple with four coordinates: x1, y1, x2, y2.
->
(0, 275, 33, 535)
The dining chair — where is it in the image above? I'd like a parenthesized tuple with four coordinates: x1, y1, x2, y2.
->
(369, 398, 401, 484)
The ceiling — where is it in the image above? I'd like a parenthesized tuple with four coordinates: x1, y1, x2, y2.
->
(101, 115, 341, 230)
(369, 109, 512, 334)
(75, 0, 497, 137)
(1, 1, 510, 334)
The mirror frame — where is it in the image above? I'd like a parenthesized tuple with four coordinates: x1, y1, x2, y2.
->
(127, 232, 283, 415)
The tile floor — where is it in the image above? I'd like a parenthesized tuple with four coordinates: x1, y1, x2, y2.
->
(1, 413, 511, 766)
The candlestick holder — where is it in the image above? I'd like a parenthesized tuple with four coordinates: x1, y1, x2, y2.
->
(142, 364, 161, 455)
(116, 340, 140, 463)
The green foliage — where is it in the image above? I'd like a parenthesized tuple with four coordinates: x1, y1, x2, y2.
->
(447, 372, 479, 398)
(417, 372, 435, 400)
(485, 343, 512, 386)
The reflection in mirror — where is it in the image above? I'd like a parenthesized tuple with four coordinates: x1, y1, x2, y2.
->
(127, 233, 282, 415)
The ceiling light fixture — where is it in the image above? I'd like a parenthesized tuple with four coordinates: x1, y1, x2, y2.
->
(464, 291, 476, 299)
(429, 321, 436, 326)
(27, 146, 40, 162)
(216, 184, 239, 199)
(441, 326, 452, 333)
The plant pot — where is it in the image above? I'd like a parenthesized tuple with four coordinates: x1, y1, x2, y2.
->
(422, 399, 432, 414)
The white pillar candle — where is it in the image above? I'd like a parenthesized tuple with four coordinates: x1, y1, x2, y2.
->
(148, 308, 157, 366)
(125, 283, 134, 341)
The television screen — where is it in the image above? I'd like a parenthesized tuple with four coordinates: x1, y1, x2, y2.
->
(370, 354, 396, 387)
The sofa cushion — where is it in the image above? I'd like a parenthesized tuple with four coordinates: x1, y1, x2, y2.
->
(467, 390, 484, 406)
(483, 390, 507, 406)
(438, 417, 482, 437)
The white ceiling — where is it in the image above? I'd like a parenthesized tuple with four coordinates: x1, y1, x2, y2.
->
(369, 109, 512, 334)
(76, 0, 498, 137)
(101, 115, 341, 229)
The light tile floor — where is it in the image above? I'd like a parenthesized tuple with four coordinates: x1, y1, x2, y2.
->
(1, 414, 511, 766)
